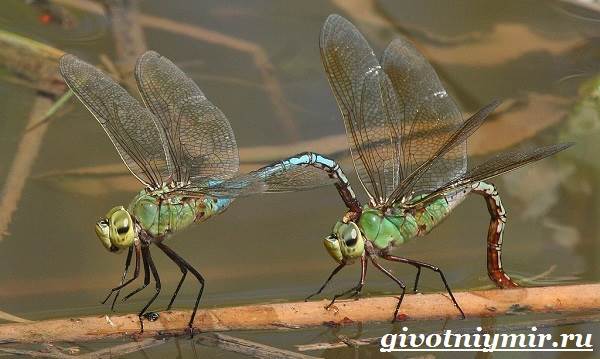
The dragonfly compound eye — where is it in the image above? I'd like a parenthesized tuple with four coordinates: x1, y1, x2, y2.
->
(101, 206, 137, 252)
(339, 222, 365, 260)
(95, 218, 111, 252)
(323, 232, 343, 264)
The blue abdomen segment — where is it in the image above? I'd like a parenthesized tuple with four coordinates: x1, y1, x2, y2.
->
(273, 152, 361, 212)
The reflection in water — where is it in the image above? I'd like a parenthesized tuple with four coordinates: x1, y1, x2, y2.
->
(1, 0, 600, 357)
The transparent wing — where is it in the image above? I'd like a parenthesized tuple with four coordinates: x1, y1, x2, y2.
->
(390, 100, 500, 203)
(382, 37, 466, 197)
(356, 69, 404, 203)
(410, 143, 573, 207)
(59, 54, 172, 188)
(135, 51, 239, 184)
(321, 14, 398, 204)
(206, 165, 337, 197)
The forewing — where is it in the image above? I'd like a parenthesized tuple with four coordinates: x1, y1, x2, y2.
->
(356, 68, 404, 203)
(135, 51, 239, 184)
(382, 37, 465, 196)
(410, 143, 573, 206)
(321, 14, 396, 203)
(59, 54, 172, 188)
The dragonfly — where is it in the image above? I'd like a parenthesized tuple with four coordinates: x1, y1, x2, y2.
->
(58, 51, 358, 333)
(305, 14, 573, 320)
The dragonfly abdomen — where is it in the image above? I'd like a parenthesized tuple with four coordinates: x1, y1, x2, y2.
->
(128, 190, 231, 237)
(412, 188, 471, 237)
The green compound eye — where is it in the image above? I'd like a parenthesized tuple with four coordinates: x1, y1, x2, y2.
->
(341, 224, 359, 246)
(323, 233, 343, 263)
(324, 221, 365, 263)
(95, 206, 136, 253)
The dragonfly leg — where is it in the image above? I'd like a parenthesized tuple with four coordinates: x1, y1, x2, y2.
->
(413, 266, 422, 293)
(155, 241, 205, 336)
(109, 246, 133, 310)
(472, 181, 519, 288)
(137, 247, 161, 333)
(121, 245, 151, 303)
(101, 245, 141, 308)
(325, 255, 367, 308)
(166, 263, 187, 311)
(305, 262, 346, 301)
(369, 256, 406, 322)
(381, 254, 465, 319)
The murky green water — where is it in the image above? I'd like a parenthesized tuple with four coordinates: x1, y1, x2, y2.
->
(0, 0, 599, 357)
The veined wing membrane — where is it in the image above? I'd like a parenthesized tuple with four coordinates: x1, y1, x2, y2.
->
(409, 143, 573, 207)
(357, 68, 404, 203)
(59, 54, 172, 188)
(390, 100, 500, 204)
(135, 51, 239, 185)
(321, 14, 398, 204)
(382, 37, 466, 197)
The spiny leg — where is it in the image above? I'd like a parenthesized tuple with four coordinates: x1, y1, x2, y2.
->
(326, 255, 367, 308)
(156, 241, 205, 334)
(369, 256, 406, 322)
(381, 254, 465, 319)
(137, 247, 161, 333)
(122, 246, 151, 302)
(305, 262, 346, 301)
(472, 181, 519, 288)
(101, 245, 141, 308)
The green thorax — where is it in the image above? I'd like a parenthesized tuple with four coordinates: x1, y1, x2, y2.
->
(357, 196, 453, 250)
(128, 188, 231, 237)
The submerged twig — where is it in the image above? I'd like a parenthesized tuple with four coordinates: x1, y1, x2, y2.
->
(196, 333, 321, 359)
(25, 90, 74, 132)
(81, 337, 167, 358)
(0, 310, 33, 324)
(0, 284, 598, 343)
(54, 0, 299, 140)
(100, 0, 147, 91)
(0, 96, 58, 241)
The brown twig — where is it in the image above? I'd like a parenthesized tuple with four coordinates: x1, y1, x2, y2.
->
(0, 284, 598, 343)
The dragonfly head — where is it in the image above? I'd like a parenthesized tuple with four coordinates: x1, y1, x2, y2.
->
(95, 206, 137, 253)
(323, 221, 365, 264)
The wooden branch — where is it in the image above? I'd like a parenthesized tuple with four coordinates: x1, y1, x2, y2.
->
(0, 284, 598, 343)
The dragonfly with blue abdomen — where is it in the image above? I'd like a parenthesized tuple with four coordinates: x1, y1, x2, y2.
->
(58, 51, 358, 333)
(305, 14, 573, 320)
